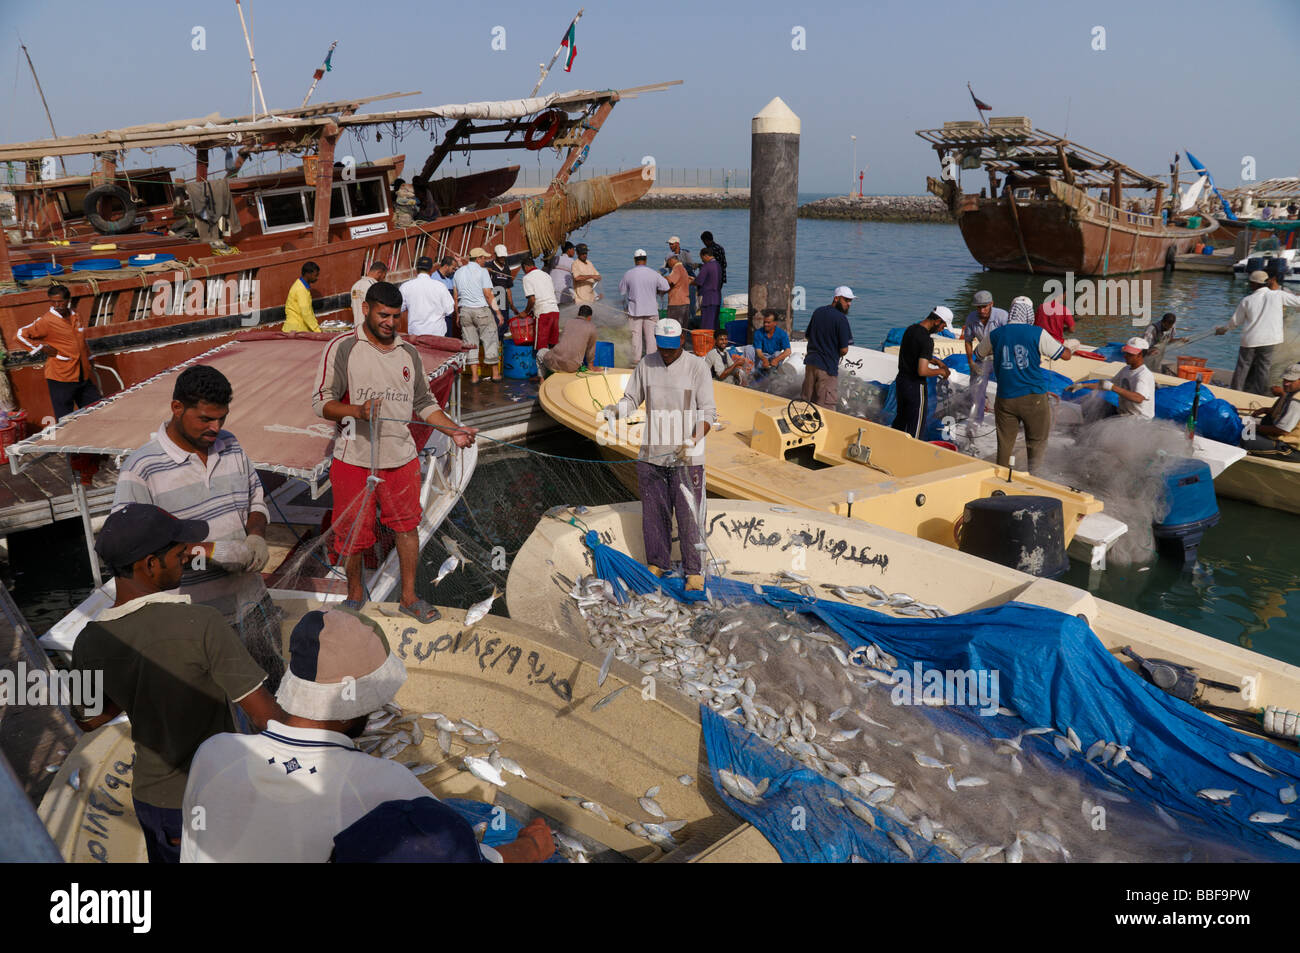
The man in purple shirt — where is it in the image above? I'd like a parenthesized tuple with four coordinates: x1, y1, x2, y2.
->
(695, 248, 723, 332)
(620, 249, 671, 364)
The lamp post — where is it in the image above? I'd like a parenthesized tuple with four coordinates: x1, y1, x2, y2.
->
(850, 135, 857, 198)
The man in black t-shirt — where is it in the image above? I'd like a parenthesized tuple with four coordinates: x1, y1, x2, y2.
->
(892, 307, 953, 438)
(486, 244, 516, 326)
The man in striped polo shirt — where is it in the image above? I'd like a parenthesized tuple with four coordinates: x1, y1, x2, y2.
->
(114, 364, 283, 687)
(312, 281, 477, 623)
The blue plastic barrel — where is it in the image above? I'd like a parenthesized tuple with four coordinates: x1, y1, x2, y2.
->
(592, 340, 614, 369)
(72, 258, 123, 271)
(128, 252, 176, 267)
(11, 262, 65, 281)
(502, 340, 537, 379)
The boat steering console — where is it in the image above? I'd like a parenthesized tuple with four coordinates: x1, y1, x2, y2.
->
(784, 399, 824, 435)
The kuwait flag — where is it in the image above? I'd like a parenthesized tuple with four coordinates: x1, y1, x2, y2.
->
(561, 21, 577, 72)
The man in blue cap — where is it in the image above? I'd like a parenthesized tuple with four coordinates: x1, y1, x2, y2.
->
(599, 317, 716, 591)
(73, 503, 283, 863)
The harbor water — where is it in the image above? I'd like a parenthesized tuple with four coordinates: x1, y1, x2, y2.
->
(8, 204, 1299, 672)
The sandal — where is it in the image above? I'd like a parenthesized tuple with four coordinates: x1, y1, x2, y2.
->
(399, 598, 442, 624)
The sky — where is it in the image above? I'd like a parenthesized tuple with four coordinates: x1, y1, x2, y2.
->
(2, 0, 1297, 195)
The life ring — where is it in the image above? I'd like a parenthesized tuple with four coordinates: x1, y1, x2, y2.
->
(83, 184, 138, 235)
(524, 111, 563, 151)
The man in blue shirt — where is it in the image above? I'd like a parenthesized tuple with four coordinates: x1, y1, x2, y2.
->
(802, 287, 855, 409)
(753, 311, 791, 377)
(975, 296, 1073, 473)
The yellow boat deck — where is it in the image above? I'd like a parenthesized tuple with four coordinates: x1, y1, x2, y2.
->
(540, 369, 1102, 548)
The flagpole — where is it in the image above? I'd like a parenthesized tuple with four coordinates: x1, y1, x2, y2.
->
(967, 82, 988, 127)
(530, 8, 583, 98)
(235, 0, 269, 119)
(300, 41, 338, 109)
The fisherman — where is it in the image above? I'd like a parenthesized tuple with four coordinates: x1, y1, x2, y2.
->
(181, 607, 553, 862)
(599, 317, 715, 591)
(664, 253, 692, 327)
(550, 241, 577, 304)
(454, 248, 506, 384)
(487, 244, 518, 320)
(571, 243, 601, 305)
(436, 256, 458, 294)
(667, 236, 698, 319)
(892, 306, 953, 438)
(401, 256, 456, 338)
(962, 290, 1008, 429)
(1072, 337, 1155, 418)
(15, 285, 102, 420)
(313, 281, 479, 623)
(350, 261, 388, 325)
(333, 797, 555, 863)
(538, 304, 598, 377)
(802, 287, 855, 410)
(1241, 363, 1300, 460)
(72, 503, 282, 864)
(706, 327, 752, 385)
(282, 261, 321, 333)
(695, 247, 724, 332)
(620, 249, 671, 364)
(1141, 312, 1188, 370)
(520, 258, 561, 354)
(114, 364, 283, 687)
(753, 311, 792, 376)
(976, 295, 1073, 474)
(1034, 293, 1075, 344)
(1216, 270, 1300, 395)
(700, 231, 727, 286)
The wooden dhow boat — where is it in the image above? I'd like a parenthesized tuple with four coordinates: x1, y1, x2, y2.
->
(537, 368, 1102, 550)
(0, 81, 677, 423)
(917, 119, 1215, 275)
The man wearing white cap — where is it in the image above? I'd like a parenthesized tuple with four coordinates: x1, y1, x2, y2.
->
(453, 248, 505, 384)
(976, 296, 1073, 473)
(1242, 362, 1300, 459)
(1073, 337, 1154, 418)
(487, 244, 517, 320)
(620, 249, 670, 364)
(599, 318, 715, 592)
(802, 287, 856, 410)
(892, 306, 953, 438)
(1216, 270, 1300, 395)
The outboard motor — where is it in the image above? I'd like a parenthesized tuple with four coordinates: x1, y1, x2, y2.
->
(1151, 457, 1219, 565)
(956, 495, 1068, 578)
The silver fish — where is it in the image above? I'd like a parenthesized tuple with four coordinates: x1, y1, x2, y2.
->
(845, 798, 877, 829)
(462, 756, 506, 787)
(499, 757, 527, 779)
(1153, 804, 1179, 831)
(1066, 727, 1082, 752)
(866, 786, 895, 806)
(1270, 831, 1300, 850)
(645, 785, 660, 798)
(1006, 837, 1023, 864)
(955, 776, 988, 788)
(1229, 751, 1276, 777)
(67, 769, 81, 792)
(1280, 785, 1297, 805)
(593, 686, 627, 712)
(1128, 759, 1154, 780)
(1085, 740, 1106, 763)
(913, 753, 950, 769)
(1053, 736, 1072, 757)
(678, 775, 694, 785)
(598, 648, 615, 688)
(888, 831, 915, 860)
(1196, 788, 1238, 802)
(581, 801, 610, 821)
(434, 555, 459, 584)
(410, 763, 437, 777)
(464, 587, 499, 627)
(440, 533, 468, 565)
(829, 728, 861, 744)
(639, 797, 667, 819)
(1250, 811, 1290, 824)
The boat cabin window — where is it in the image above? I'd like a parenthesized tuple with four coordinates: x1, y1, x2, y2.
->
(132, 179, 171, 207)
(260, 189, 311, 231)
(57, 188, 90, 220)
(342, 179, 386, 218)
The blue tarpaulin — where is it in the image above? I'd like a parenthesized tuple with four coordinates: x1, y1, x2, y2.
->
(582, 533, 1300, 862)
(879, 326, 956, 349)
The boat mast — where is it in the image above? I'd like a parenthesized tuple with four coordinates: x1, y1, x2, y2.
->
(300, 41, 337, 109)
(17, 37, 67, 177)
(234, 0, 269, 120)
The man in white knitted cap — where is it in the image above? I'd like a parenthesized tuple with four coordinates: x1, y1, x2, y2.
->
(180, 608, 551, 862)
(976, 295, 1073, 473)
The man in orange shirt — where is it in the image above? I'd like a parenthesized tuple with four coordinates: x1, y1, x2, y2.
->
(665, 253, 691, 326)
(16, 285, 102, 420)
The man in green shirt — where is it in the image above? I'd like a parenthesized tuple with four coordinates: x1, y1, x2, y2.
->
(73, 503, 283, 863)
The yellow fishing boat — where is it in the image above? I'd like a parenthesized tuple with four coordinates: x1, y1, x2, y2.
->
(37, 602, 780, 863)
(538, 369, 1102, 550)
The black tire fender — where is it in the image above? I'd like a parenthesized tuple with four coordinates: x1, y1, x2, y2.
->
(83, 184, 138, 235)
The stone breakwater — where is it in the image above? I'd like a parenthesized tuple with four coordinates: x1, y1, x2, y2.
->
(798, 195, 952, 223)
(623, 191, 750, 210)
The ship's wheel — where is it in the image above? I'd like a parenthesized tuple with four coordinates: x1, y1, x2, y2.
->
(785, 399, 823, 435)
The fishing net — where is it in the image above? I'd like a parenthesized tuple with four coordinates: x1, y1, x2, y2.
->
(566, 543, 1291, 862)
(521, 178, 619, 259)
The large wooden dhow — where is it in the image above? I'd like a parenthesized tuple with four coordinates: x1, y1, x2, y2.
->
(0, 83, 677, 422)
(917, 119, 1216, 275)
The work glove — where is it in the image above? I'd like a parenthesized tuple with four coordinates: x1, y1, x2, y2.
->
(496, 817, 556, 863)
(211, 539, 253, 572)
(597, 405, 618, 428)
(674, 435, 697, 463)
(245, 534, 271, 573)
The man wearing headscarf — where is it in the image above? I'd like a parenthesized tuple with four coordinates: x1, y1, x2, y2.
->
(976, 296, 1073, 473)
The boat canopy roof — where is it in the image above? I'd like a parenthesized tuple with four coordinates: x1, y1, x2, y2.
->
(1222, 177, 1300, 203)
(6, 332, 464, 488)
(0, 83, 681, 162)
(915, 123, 1165, 191)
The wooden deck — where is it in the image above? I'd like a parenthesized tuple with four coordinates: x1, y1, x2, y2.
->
(456, 370, 561, 443)
(1174, 249, 1236, 274)
(0, 455, 118, 537)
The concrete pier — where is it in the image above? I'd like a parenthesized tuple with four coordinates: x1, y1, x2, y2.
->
(748, 98, 800, 334)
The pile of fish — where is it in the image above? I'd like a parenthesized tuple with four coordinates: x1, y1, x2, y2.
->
(570, 574, 1290, 862)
